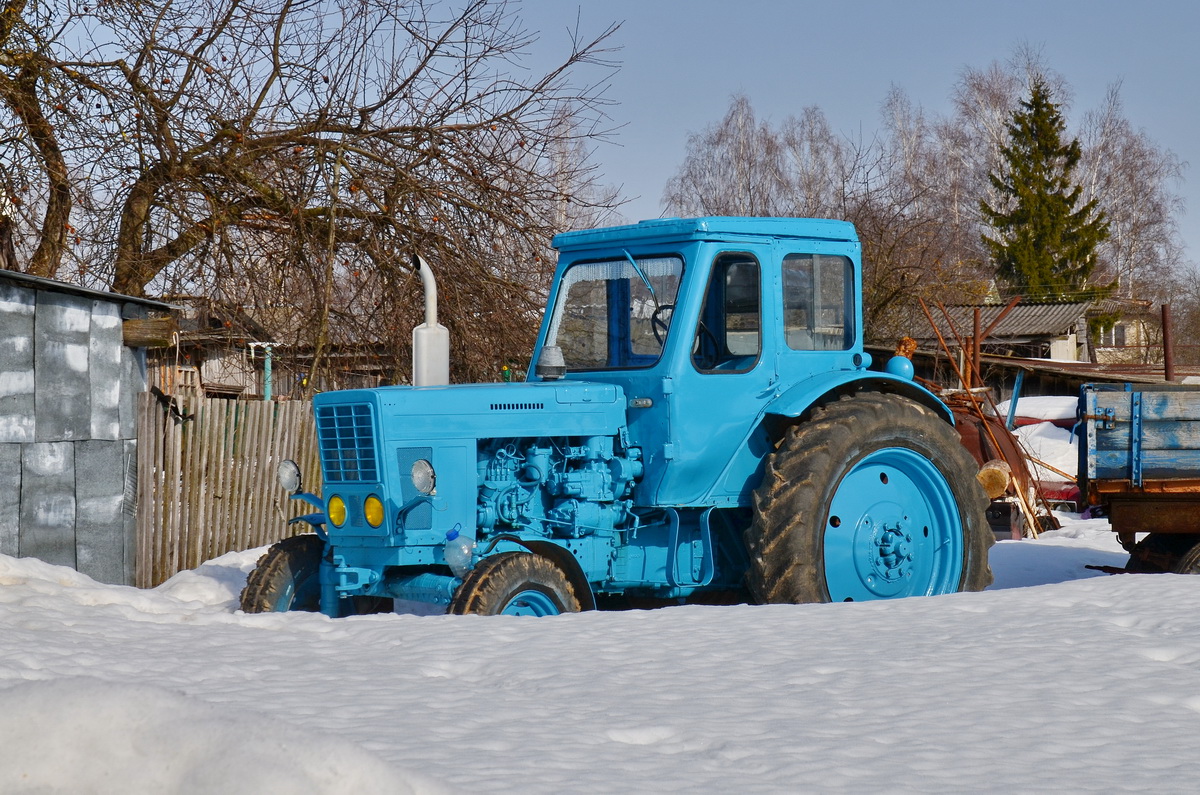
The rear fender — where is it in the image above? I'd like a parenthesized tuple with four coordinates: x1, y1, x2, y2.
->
(765, 371, 952, 427)
(700, 371, 951, 506)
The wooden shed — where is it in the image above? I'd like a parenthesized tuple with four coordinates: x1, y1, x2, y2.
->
(0, 270, 172, 585)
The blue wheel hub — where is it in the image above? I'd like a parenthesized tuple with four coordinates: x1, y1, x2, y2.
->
(500, 589, 561, 616)
(824, 448, 964, 601)
(873, 522, 914, 582)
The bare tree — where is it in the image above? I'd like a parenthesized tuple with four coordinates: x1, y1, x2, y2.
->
(662, 46, 1190, 351)
(1078, 83, 1186, 302)
(1167, 264, 1200, 366)
(777, 105, 854, 218)
(1, 0, 622, 383)
(0, 0, 81, 278)
(857, 89, 993, 338)
(661, 94, 788, 216)
(662, 93, 992, 342)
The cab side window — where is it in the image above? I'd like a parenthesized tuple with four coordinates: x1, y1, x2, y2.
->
(783, 253, 853, 351)
(693, 254, 761, 372)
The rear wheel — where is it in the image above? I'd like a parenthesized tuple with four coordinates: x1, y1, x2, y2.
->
(746, 393, 993, 603)
(240, 534, 324, 613)
(448, 552, 581, 616)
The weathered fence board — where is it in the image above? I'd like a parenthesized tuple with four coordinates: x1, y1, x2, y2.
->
(136, 394, 320, 587)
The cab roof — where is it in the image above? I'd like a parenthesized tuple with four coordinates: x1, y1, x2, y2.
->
(552, 216, 858, 251)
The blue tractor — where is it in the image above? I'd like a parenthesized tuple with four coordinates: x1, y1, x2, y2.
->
(241, 217, 993, 616)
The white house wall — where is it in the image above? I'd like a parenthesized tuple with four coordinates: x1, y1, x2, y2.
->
(1048, 333, 1078, 361)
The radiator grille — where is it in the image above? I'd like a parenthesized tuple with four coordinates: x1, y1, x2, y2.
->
(316, 404, 378, 483)
(490, 402, 545, 411)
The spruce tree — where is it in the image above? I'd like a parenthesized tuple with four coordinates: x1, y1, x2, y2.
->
(980, 79, 1110, 302)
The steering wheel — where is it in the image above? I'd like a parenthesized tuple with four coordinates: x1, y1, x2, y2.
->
(651, 303, 674, 345)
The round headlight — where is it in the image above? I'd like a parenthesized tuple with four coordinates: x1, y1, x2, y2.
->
(411, 459, 436, 494)
(327, 495, 347, 527)
(364, 495, 384, 528)
(277, 459, 302, 493)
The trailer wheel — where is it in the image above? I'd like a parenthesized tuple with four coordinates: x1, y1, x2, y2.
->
(1126, 534, 1196, 573)
(746, 392, 994, 603)
(240, 534, 324, 613)
(448, 552, 581, 616)
(1171, 538, 1200, 574)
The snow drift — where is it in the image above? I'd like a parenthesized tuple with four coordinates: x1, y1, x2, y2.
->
(2, 520, 1198, 793)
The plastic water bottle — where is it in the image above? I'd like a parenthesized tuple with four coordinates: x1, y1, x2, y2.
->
(444, 528, 476, 577)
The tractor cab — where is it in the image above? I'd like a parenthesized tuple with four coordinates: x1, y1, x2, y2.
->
(531, 217, 870, 506)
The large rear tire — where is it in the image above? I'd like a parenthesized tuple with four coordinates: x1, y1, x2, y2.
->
(449, 552, 581, 616)
(240, 534, 324, 613)
(746, 393, 993, 603)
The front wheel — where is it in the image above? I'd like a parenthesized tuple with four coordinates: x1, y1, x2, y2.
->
(746, 393, 994, 603)
(448, 552, 581, 616)
(240, 534, 324, 613)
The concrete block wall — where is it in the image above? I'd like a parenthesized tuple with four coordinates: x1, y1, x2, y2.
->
(0, 281, 145, 585)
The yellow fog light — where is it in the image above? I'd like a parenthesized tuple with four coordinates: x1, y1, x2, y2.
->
(327, 495, 347, 527)
(364, 495, 384, 528)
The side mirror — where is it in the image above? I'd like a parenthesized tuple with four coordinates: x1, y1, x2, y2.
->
(277, 459, 303, 494)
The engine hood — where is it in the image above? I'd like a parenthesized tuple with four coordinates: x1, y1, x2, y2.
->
(314, 380, 629, 441)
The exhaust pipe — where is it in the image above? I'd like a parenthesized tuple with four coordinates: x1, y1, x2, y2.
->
(412, 254, 449, 386)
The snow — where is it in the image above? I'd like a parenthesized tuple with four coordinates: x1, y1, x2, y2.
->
(4, 520, 1200, 793)
(994, 394, 1078, 421)
(1014, 420, 1080, 481)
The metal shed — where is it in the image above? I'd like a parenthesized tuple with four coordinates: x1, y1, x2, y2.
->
(0, 270, 171, 585)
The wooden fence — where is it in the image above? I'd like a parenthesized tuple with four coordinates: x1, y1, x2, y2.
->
(136, 393, 320, 587)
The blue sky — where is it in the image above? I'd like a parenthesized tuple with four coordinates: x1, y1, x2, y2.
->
(524, 0, 1198, 264)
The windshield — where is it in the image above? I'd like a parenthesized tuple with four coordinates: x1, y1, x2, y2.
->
(545, 255, 684, 370)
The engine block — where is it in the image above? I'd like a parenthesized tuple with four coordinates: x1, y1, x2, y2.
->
(476, 436, 642, 540)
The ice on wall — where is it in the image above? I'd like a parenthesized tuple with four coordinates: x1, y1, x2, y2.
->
(89, 301, 123, 440)
(0, 283, 34, 443)
(19, 442, 76, 568)
(34, 293, 91, 442)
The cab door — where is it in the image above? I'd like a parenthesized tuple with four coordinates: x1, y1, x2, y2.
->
(656, 250, 776, 505)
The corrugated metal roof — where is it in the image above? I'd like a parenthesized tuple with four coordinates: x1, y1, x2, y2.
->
(914, 302, 1090, 343)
